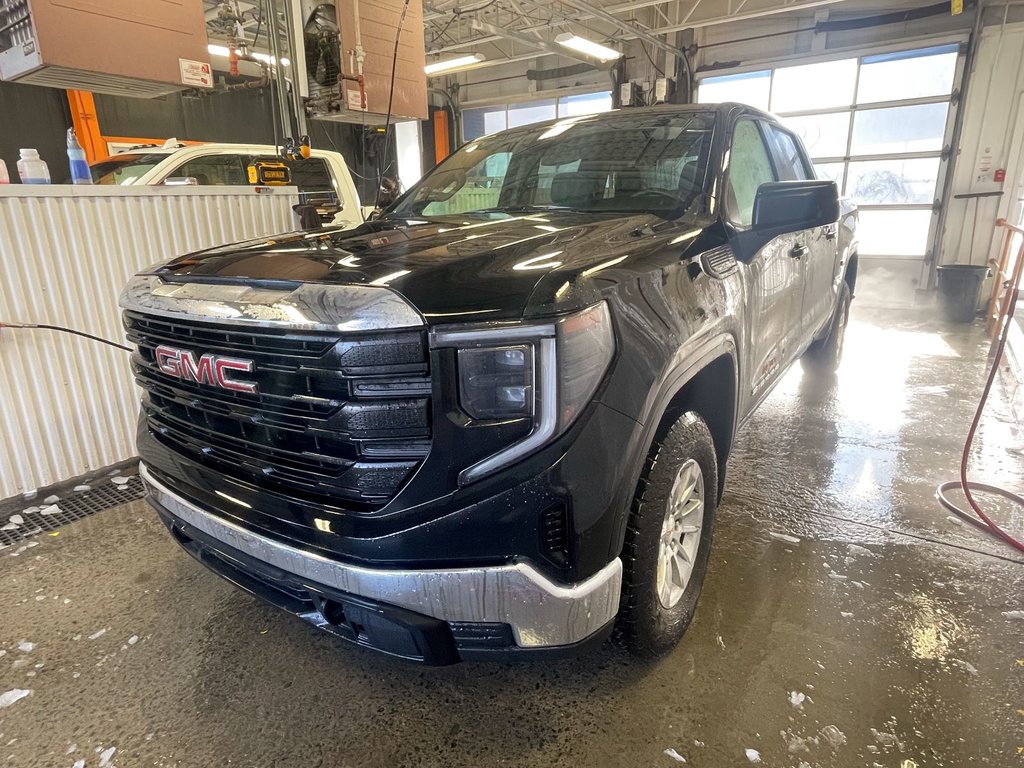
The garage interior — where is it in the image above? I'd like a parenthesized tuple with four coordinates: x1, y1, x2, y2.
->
(1, 0, 1023, 765)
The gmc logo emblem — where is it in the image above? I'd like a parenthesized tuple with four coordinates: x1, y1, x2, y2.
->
(154, 345, 257, 394)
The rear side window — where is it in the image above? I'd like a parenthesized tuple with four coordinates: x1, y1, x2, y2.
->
(171, 155, 247, 185)
(725, 120, 776, 227)
(767, 125, 813, 181)
(284, 158, 339, 206)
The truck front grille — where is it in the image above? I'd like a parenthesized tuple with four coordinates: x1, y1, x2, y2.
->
(124, 311, 431, 509)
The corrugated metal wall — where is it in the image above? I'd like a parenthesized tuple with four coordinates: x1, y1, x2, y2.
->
(0, 186, 300, 499)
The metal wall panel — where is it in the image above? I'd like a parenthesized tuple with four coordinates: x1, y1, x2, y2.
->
(0, 186, 300, 499)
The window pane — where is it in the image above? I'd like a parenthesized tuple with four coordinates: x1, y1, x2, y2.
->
(847, 157, 940, 205)
(767, 126, 811, 181)
(174, 156, 247, 185)
(507, 99, 556, 129)
(857, 45, 958, 103)
(558, 91, 613, 117)
(782, 112, 851, 159)
(727, 120, 776, 226)
(814, 162, 845, 192)
(851, 103, 948, 155)
(697, 70, 770, 110)
(771, 58, 857, 113)
(421, 152, 509, 215)
(283, 158, 338, 204)
(858, 209, 933, 256)
(463, 107, 507, 141)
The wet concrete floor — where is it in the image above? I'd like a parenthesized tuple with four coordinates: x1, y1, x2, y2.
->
(1, 307, 1022, 768)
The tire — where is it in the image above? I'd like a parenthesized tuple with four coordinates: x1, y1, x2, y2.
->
(616, 411, 718, 657)
(801, 282, 851, 375)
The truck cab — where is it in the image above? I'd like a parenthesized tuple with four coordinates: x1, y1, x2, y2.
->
(89, 141, 366, 228)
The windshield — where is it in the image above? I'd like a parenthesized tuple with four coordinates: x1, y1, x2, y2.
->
(390, 112, 715, 219)
(89, 153, 168, 185)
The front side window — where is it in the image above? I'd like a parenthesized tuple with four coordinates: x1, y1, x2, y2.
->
(394, 113, 715, 220)
(171, 155, 247, 185)
(725, 120, 776, 227)
(767, 126, 812, 181)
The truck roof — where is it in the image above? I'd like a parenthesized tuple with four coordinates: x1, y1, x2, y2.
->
(104, 142, 344, 158)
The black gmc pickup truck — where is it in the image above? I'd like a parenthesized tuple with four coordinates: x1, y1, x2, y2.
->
(120, 103, 857, 664)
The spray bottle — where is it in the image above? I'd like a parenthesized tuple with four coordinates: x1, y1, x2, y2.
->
(67, 129, 92, 185)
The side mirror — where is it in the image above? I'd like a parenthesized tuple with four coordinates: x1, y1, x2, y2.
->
(163, 176, 199, 186)
(752, 180, 839, 234)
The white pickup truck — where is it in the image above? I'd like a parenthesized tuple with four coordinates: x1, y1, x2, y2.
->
(88, 142, 367, 228)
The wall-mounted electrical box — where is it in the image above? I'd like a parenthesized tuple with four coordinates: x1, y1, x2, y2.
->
(619, 81, 636, 107)
(300, 0, 427, 125)
(654, 77, 675, 104)
(0, 0, 210, 98)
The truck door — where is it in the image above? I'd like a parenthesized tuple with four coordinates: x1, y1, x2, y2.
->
(725, 118, 806, 406)
(765, 124, 838, 347)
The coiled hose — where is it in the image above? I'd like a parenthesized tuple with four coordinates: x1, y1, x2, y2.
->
(936, 262, 1024, 554)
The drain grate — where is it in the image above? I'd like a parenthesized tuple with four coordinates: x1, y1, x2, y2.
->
(1, 476, 146, 548)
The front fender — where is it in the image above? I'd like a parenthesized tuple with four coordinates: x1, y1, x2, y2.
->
(600, 328, 740, 564)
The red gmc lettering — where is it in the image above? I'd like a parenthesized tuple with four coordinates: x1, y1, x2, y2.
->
(153, 345, 257, 394)
(214, 358, 257, 393)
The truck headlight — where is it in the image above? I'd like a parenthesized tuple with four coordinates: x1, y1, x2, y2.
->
(435, 301, 615, 485)
(457, 345, 534, 420)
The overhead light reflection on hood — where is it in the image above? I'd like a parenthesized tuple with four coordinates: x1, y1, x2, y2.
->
(370, 270, 412, 285)
(512, 251, 563, 271)
(581, 255, 628, 276)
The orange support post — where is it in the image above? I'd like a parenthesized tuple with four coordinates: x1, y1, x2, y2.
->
(433, 110, 451, 165)
(66, 90, 106, 163)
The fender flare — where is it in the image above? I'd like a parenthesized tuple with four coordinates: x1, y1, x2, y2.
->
(608, 331, 741, 559)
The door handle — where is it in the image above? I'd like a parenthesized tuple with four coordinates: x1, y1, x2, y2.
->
(790, 244, 809, 260)
(824, 225, 838, 241)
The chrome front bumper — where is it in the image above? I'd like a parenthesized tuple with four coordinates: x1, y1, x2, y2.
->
(140, 464, 622, 648)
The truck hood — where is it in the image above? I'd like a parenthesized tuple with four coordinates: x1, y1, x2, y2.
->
(153, 213, 705, 322)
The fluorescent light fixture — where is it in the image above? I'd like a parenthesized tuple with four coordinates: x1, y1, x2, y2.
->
(425, 53, 486, 76)
(554, 33, 621, 62)
(207, 44, 289, 66)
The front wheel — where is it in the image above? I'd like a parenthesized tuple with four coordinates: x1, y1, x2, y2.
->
(615, 412, 718, 657)
(801, 282, 851, 375)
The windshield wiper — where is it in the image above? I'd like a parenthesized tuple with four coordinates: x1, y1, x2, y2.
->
(459, 205, 582, 215)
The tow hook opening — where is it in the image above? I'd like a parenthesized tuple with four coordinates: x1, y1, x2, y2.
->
(320, 598, 367, 639)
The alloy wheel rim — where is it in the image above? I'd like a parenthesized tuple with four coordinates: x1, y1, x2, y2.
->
(656, 458, 705, 609)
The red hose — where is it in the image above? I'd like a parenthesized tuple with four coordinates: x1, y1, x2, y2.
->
(943, 281, 1024, 554)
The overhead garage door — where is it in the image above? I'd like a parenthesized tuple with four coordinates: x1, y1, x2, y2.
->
(699, 43, 964, 303)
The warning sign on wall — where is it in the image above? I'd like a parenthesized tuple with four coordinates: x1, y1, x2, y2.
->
(179, 58, 213, 88)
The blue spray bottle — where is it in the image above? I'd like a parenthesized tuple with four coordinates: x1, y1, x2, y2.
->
(67, 129, 92, 185)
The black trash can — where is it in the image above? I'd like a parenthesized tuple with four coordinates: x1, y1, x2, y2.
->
(936, 264, 989, 323)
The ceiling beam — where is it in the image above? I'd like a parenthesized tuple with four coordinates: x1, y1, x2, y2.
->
(557, 0, 686, 56)
(467, 18, 606, 66)
(610, 0, 850, 35)
(428, 0, 854, 54)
